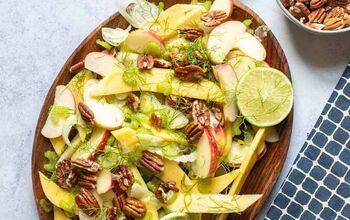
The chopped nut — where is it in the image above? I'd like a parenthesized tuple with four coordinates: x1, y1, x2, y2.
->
(306, 22, 326, 29)
(122, 197, 147, 219)
(78, 102, 94, 124)
(55, 159, 78, 189)
(137, 54, 154, 69)
(344, 13, 350, 26)
(127, 93, 140, 112)
(192, 100, 210, 127)
(184, 121, 204, 144)
(174, 65, 206, 82)
(71, 159, 101, 173)
(78, 173, 97, 189)
(295, 2, 311, 16)
(112, 166, 135, 192)
(289, 6, 306, 20)
(154, 58, 173, 68)
(310, 0, 328, 9)
(69, 61, 84, 73)
(154, 181, 179, 204)
(179, 27, 204, 41)
(308, 8, 327, 23)
(323, 17, 345, 29)
(328, 0, 350, 8)
(212, 103, 225, 126)
(165, 95, 193, 114)
(75, 188, 100, 217)
(150, 112, 162, 130)
(201, 10, 229, 27)
(140, 150, 164, 173)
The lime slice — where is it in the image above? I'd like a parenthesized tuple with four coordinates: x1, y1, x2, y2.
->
(236, 67, 293, 127)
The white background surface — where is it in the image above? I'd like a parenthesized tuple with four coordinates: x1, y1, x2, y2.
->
(0, 0, 349, 219)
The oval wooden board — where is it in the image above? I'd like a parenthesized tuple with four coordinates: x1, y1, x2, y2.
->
(32, 0, 293, 219)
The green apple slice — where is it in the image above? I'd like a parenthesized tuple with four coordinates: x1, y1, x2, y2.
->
(207, 21, 246, 64)
(124, 30, 166, 54)
(165, 193, 262, 213)
(39, 172, 76, 213)
(84, 79, 123, 130)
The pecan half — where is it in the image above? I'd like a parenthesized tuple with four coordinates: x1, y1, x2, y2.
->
(295, 2, 311, 16)
(324, 6, 346, 23)
(113, 193, 127, 212)
(174, 65, 206, 82)
(112, 166, 135, 192)
(78, 102, 94, 124)
(71, 159, 101, 173)
(155, 181, 179, 204)
(140, 150, 164, 173)
(150, 112, 162, 130)
(122, 197, 147, 219)
(212, 103, 225, 126)
(310, 0, 328, 9)
(184, 121, 204, 144)
(179, 27, 204, 41)
(55, 159, 78, 189)
(127, 93, 140, 112)
(69, 61, 84, 73)
(306, 22, 325, 29)
(75, 188, 100, 217)
(192, 100, 210, 127)
(289, 6, 306, 20)
(328, 0, 350, 8)
(154, 58, 173, 68)
(344, 13, 350, 27)
(78, 173, 97, 189)
(308, 8, 327, 23)
(323, 17, 345, 29)
(165, 95, 193, 114)
(137, 54, 154, 70)
(201, 10, 228, 27)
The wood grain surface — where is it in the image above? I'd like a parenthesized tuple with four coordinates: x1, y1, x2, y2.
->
(32, 1, 293, 219)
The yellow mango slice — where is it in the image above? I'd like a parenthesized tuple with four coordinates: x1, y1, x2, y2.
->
(150, 4, 206, 39)
(39, 172, 75, 213)
(50, 137, 66, 156)
(91, 68, 224, 103)
(197, 170, 240, 194)
(54, 206, 70, 220)
(111, 127, 139, 151)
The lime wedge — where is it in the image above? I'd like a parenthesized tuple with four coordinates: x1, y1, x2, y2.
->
(236, 67, 293, 127)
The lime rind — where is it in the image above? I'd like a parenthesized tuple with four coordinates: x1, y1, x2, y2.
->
(236, 67, 293, 127)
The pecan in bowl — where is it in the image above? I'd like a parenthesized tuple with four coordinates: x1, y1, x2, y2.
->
(174, 65, 206, 82)
(75, 188, 101, 217)
(140, 150, 164, 173)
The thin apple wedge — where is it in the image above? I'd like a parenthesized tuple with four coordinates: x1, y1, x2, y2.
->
(41, 86, 75, 139)
(84, 52, 123, 77)
(165, 193, 262, 213)
(207, 21, 246, 64)
(213, 64, 238, 122)
(90, 68, 225, 102)
(235, 32, 266, 61)
(96, 169, 112, 194)
(197, 170, 240, 194)
(39, 172, 76, 213)
(124, 30, 165, 54)
(210, 0, 234, 17)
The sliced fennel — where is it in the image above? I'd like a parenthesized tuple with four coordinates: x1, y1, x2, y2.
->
(117, 0, 159, 29)
(102, 26, 130, 46)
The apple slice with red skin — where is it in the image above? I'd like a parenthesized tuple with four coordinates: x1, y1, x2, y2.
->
(211, 125, 226, 157)
(124, 30, 165, 54)
(193, 128, 220, 178)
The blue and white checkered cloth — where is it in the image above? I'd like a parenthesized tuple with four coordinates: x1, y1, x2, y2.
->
(266, 63, 350, 220)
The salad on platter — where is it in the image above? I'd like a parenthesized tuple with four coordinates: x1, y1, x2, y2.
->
(37, 0, 293, 219)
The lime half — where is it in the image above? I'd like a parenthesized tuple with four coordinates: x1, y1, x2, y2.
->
(236, 67, 293, 127)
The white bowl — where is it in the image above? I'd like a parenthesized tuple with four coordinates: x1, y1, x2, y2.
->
(276, 0, 350, 35)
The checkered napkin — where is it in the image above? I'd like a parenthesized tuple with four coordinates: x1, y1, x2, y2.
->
(266, 63, 350, 220)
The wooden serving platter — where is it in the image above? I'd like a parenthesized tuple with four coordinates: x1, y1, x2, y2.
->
(32, 0, 293, 219)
